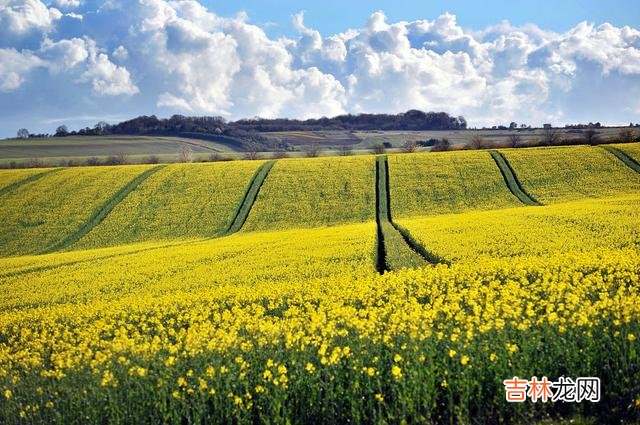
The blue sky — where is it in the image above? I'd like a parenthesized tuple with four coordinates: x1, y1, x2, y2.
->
(0, 0, 639, 137)
(206, 0, 640, 37)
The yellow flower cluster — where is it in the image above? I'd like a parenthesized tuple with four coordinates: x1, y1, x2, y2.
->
(399, 195, 639, 262)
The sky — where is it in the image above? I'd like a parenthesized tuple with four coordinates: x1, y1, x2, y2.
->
(0, 1, 639, 137)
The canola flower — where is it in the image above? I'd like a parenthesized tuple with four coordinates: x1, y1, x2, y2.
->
(0, 168, 52, 191)
(0, 222, 638, 423)
(614, 142, 640, 163)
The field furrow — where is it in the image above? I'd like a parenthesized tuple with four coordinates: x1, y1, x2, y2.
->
(387, 150, 522, 218)
(0, 165, 155, 257)
(603, 145, 640, 174)
(501, 145, 640, 203)
(375, 156, 428, 272)
(490, 150, 541, 205)
(0, 168, 61, 197)
(226, 160, 276, 234)
(242, 156, 376, 231)
(70, 161, 265, 250)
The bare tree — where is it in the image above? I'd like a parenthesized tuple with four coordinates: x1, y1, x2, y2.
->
(470, 134, 484, 149)
(145, 155, 160, 164)
(507, 133, 522, 148)
(432, 138, 451, 152)
(179, 145, 193, 163)
(272, 150, 289, 159)
(371, 143, 386, 155)
(582, 129, 600, 145)
(17, 128, 29, 139)
(115, 151, 129, 165)
(619, 128, 636, 143)
(401, 140, 417, 153)
(244, 142, 260, 160)
(541, 128, 562, 145)
(208, 153, 225, 162)
(303, 142, 321, 158)
(338, 145, 353, 156)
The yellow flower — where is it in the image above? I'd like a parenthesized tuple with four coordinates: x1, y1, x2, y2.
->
(448, 349, 457, 358)
(628, 333, 636, 342)
(375, 393, 384, 402)
(460, 355, 470, 366)
(171, 390, 181, 400)
(391, 365, 402, 379)
(164, 356, 176, 367)
(393, 354, 402, 362)
(490, 353, 498, 362)
(305, 363, 315, 373)
(177, 377, 187, 387)
(4, 389, 12, 399)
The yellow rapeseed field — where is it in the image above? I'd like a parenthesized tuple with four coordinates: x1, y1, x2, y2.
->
(501, 145, 640, 204)
(0, 165, 154, 257)
(387, 150, 522, 217)
(398, 195, 640, 262)
(242, 156, 376, 230)
(71, 161, 264, 249)
(614, 142, 640, 162)
(0, 145, 638, 423)
(0, 168, 54, 190)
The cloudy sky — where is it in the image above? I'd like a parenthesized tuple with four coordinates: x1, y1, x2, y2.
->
(1, 0, 639, 137)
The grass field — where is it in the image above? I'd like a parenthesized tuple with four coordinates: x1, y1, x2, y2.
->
(69, 161, 264, 249)
(242, 156, 376, 231)
(0, 144, 638, 424)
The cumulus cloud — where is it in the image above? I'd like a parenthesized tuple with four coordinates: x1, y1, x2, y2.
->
(0, 0, 639, 135)
(0, 0, 61, 37)
(0, 48, 45, 91)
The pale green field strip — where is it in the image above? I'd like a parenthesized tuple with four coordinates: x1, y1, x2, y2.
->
(0, 223, 377, 312)
(0, 165, 155, 257)
(387, 150, 522, 219)
(226, 160, 276, 235)
(70, 161, 265, 250)
(602, 145, 640, 174)
(397, 195, 640, 263)
(0, 168, 61, 197)
(44, 166, 165, 253)
(242, 156, 376, 231)
(490, 151, 541, 206)
(375, 156, 436, 272)
(501, 145, 640, 204)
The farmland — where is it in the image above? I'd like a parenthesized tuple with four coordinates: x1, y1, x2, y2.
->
(0, 143, 638, 424)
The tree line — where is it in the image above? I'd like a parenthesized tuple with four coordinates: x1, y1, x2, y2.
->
(15, 110, 468, 140)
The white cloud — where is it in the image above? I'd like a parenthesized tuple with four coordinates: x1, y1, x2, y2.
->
(0, 0, 61, 36)
(81, 52, 139, 96)
(53, 0, 81, 8)
(0, 47, 45, 91)
(0, 0, 639, 136)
